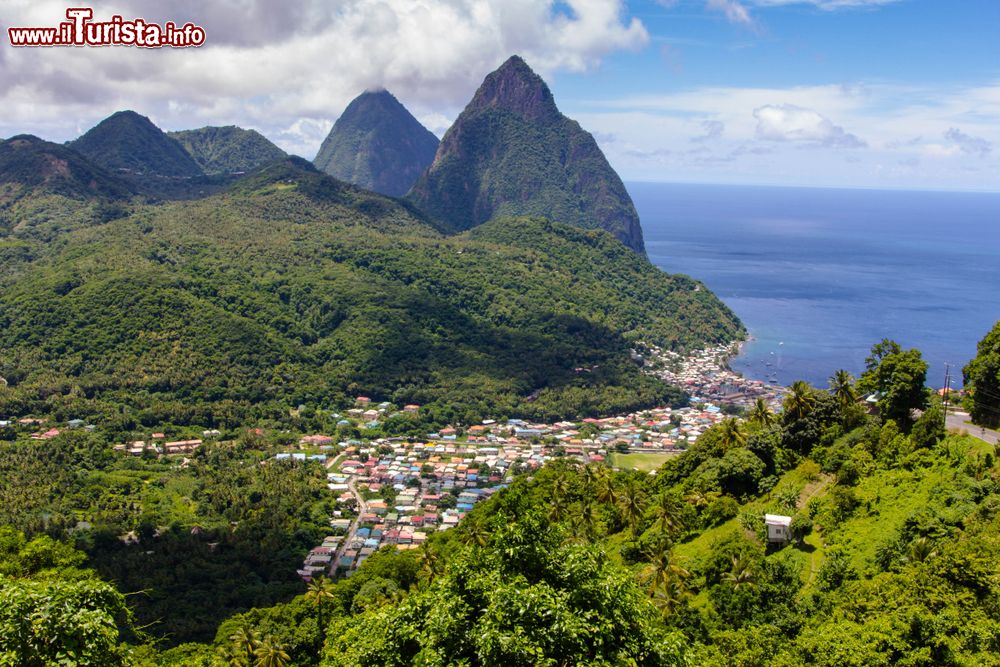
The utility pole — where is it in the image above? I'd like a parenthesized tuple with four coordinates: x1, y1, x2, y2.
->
(942, 363, 952, 431)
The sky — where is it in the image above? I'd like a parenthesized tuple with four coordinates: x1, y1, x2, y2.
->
(1, 0, 999, 191)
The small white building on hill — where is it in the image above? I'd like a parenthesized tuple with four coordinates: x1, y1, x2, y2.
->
(765, 514, 792, 545)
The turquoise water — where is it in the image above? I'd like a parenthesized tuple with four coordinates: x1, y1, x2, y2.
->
(630, 182, 1000, 389)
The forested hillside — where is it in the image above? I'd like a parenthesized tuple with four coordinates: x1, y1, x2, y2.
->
(0, 157, 742, 432)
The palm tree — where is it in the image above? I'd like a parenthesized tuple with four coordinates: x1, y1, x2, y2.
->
(551, 472, 570, 503)
(784, 380, 817, 422)
(254, 637, 291, 667)
(747, 398, 777, 428)
(905, 536, 938, 563)
(829, 369, 858, 413)
(229, 626, 261, 666)
(617, 481, 646, 537)
(718, 418, 747, 450)
(305, 575, 336, 645)
(640, 548, 690, 597)
(460, 520, 490, 547)
(722, 554, 756, 590)
(580, 464, 599, 491)
(215, 645, 245, 667)
(652, 578, 692, 618)
(548, 493, 568, 522)
(417, 541, 442, 582)
(574, 500, 599, 542)
(650, 491, 688, 537)
(595, 468, 618, 506)
(684, 489, 721, 509)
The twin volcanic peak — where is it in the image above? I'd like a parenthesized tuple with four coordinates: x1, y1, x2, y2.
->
(313, 89, 439, 197)
(407, 55, 645, 254)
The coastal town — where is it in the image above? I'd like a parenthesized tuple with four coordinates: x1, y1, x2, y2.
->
(2, 343, 792, 581)
(295, 344, 789, 579)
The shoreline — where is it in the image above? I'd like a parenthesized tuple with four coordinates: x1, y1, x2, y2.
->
(642, 338, 786, 410)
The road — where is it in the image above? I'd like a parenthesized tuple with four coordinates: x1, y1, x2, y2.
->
(329, 475, 366, 576)
(945, 411, 999, 445)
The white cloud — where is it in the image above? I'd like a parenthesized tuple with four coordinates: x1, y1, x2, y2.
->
(706, 0, 755, 25)
(0, 0, 648, 156)
(753, 104, 866, 147)
(570, 79, 1000, 189)
(750, 0, 901, 8)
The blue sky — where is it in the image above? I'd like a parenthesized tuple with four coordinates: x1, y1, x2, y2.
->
(2, 0, 999, 190)
(546, 0, 1000, 190)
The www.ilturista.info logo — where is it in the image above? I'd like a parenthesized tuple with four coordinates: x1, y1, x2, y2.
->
(7, 8, 206, 48)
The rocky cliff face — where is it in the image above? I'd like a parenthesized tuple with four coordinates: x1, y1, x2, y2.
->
(407, 56, 645, 253)
(314, 90, 439, 197)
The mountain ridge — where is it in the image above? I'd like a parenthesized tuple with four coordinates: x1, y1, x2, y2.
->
(169, 125, 286, 175)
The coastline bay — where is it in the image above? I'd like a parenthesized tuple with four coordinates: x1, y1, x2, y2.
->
(632, 181, 1000, 388)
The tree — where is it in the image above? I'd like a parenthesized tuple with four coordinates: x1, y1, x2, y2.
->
(784, 380, 817, 422)
(416, 542, 442, 582)
(304, 576, 336, 647)
(963, 320, 1000, 428)
(910, 404, 945, 449)
(460, 520, 490, 547)
(253, 637, 291, 667)
(640, 544, 690, 599)
(229, 626, 262, 666)
(618, 481, 646, 537)
(722, 555, 756, 590)
(0, 577, 130, 666)
(650, 490, 689, 538)
(747, 398, 777, 428)
(718, 418, 748, 450)
(324, 508, 690, 666)
(829, 369, 858, 413)
(859, 340, 928, 427)
(595, 467, 618, 506)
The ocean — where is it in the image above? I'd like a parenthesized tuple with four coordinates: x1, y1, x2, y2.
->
(630, 182, 1000, 390)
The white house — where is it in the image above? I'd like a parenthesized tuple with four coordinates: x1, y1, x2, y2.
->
(765, 514, 792, 544)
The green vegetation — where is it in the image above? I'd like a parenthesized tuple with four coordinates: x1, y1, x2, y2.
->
(408, 55, 646, 253)
(0, 333, 996, 665)
(0, 527, 134, 665)
(858, 338, 929, 428)
(611, 452, 678, 472)
(964, 320, 1000, 428)
(70, 110, 204, 178)
(313, 90, 439, 197)
(169, 126, 287, 175)
(0, 160, 741, 430)
(128, 340, 995, 665)
(0, 432, 334, 644)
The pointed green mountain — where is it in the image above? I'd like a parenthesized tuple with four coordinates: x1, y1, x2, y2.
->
(69, 110, 203, 178)
(168, 125, 286, 175)
(407, 55, 645, 253)
(313, 90, 439, 197)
